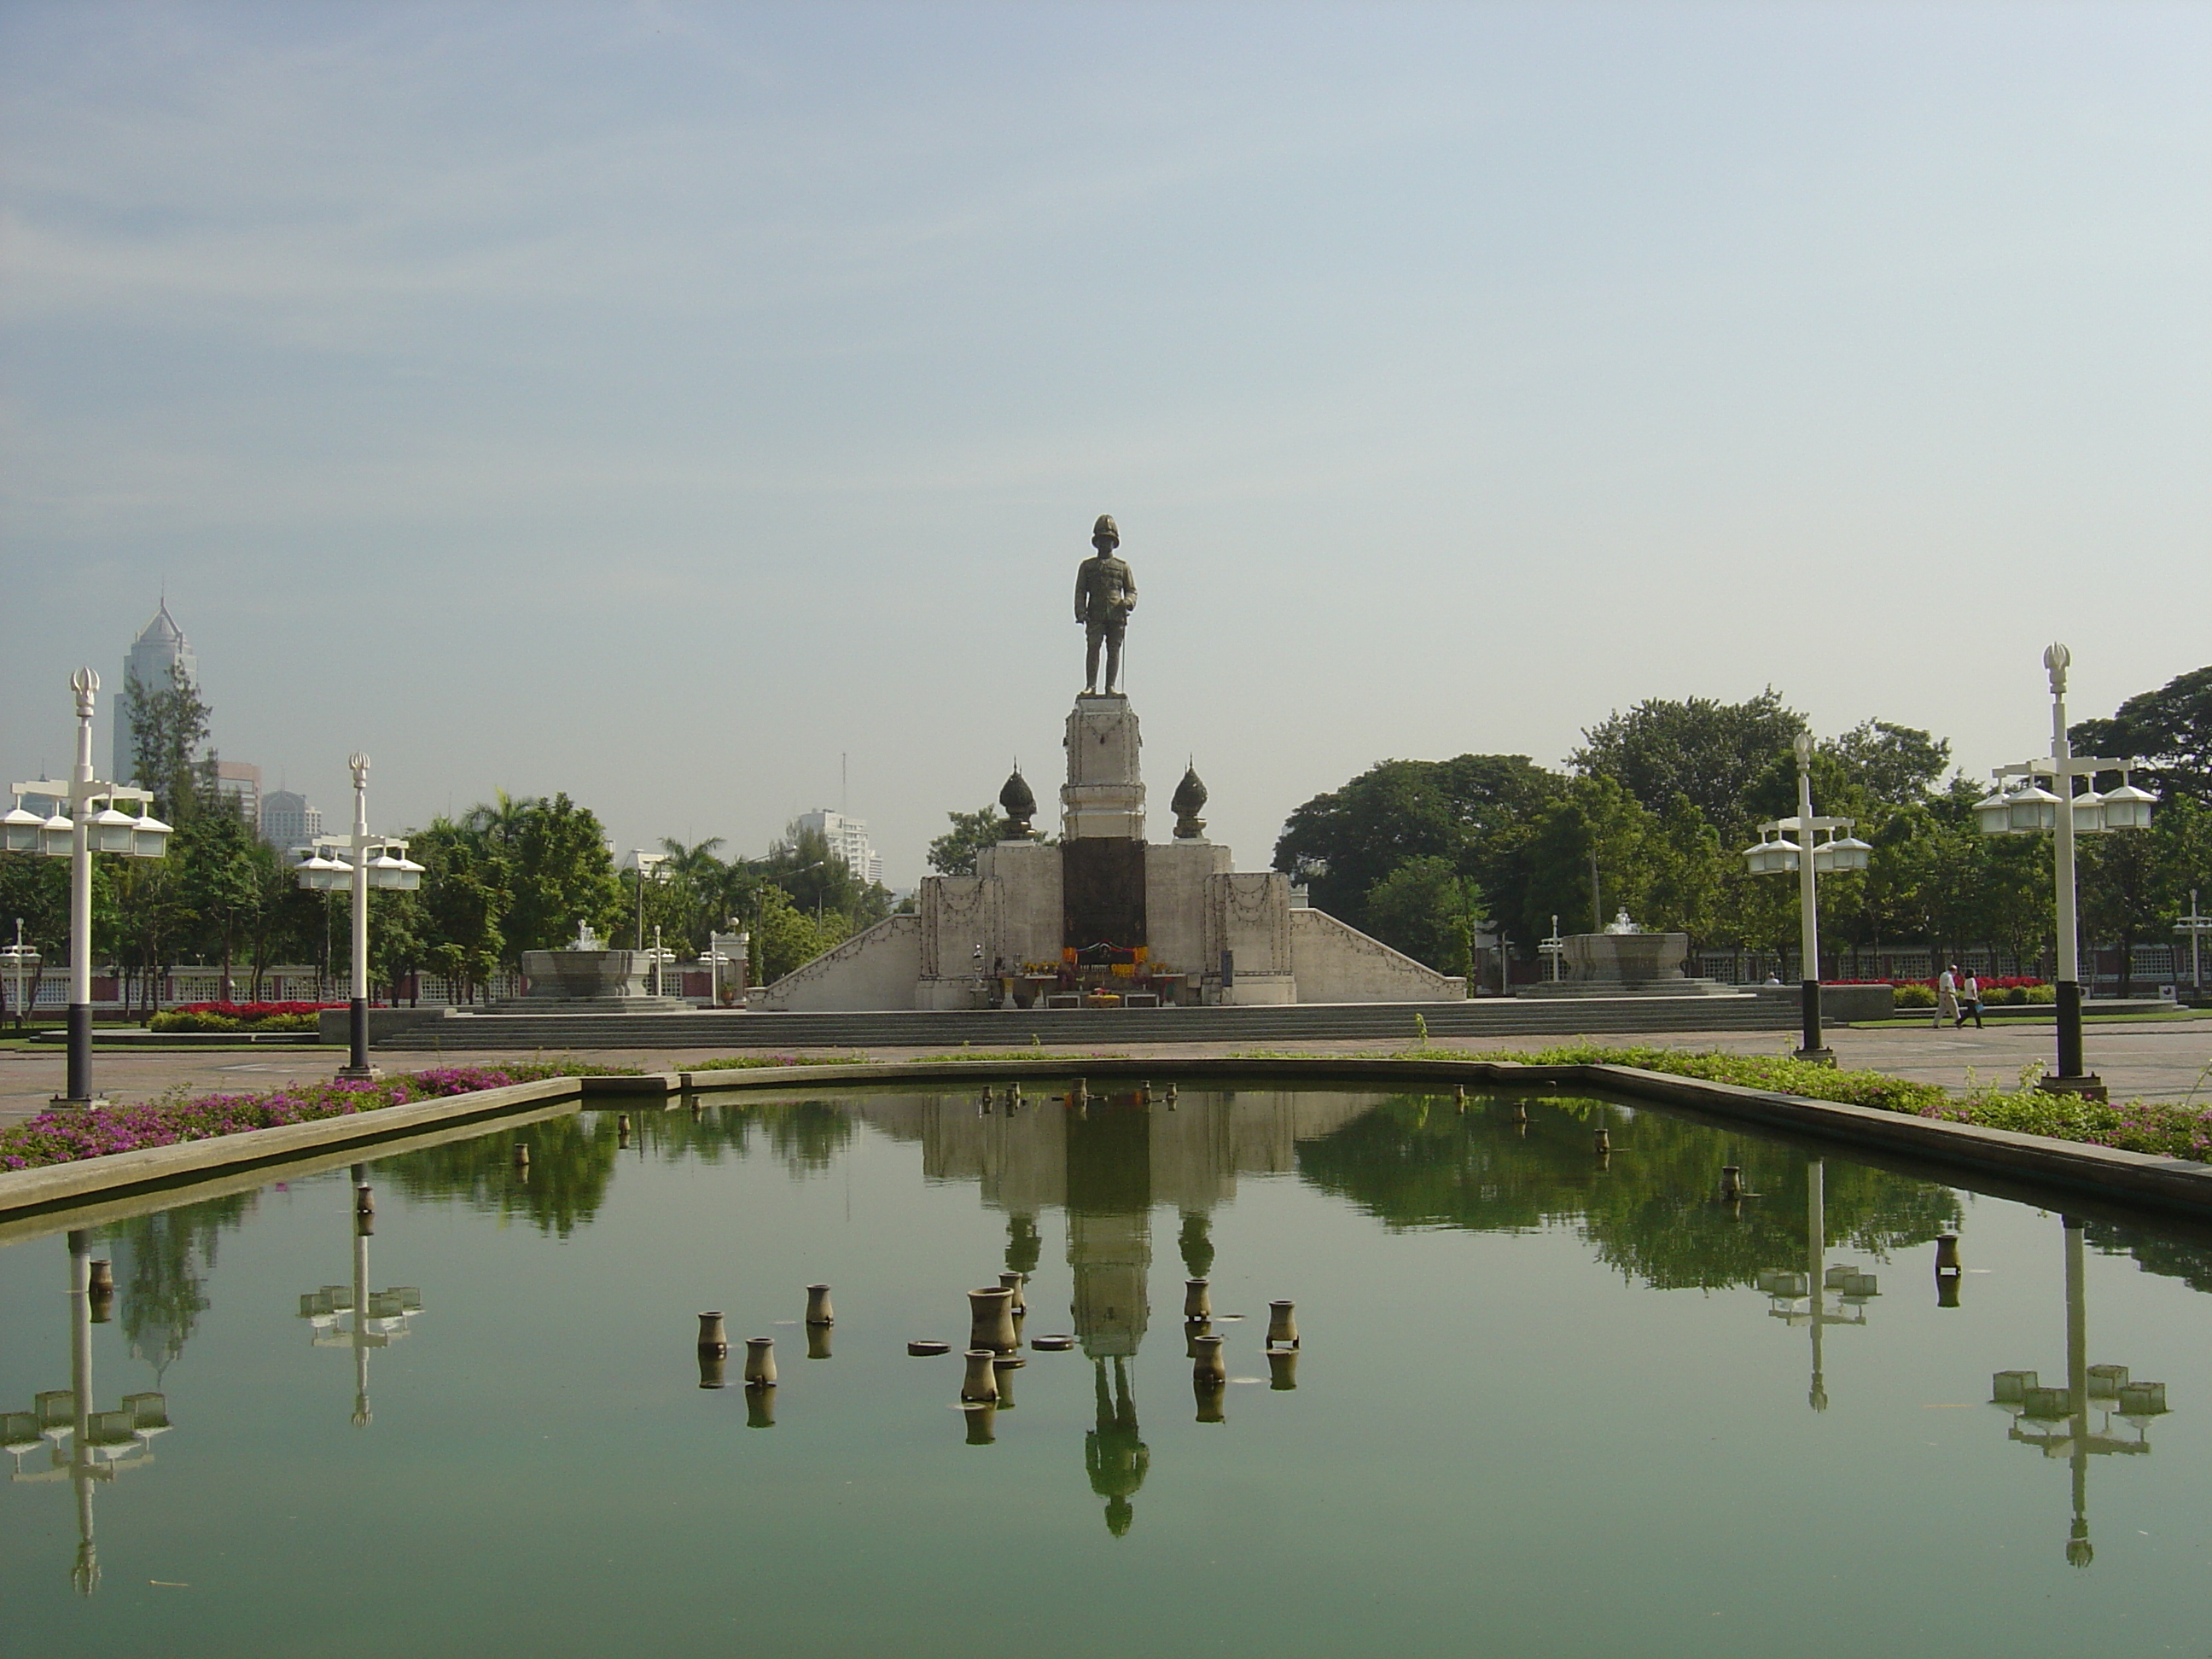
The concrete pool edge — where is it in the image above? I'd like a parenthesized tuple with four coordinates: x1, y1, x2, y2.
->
(3, 1056, 2209, 1233)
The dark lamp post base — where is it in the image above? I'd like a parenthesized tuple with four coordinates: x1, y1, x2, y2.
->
(49, 1095, 112, 1110)
(2036, 1073, 2108, 1103)
(1790, 1047, 1838, 1068)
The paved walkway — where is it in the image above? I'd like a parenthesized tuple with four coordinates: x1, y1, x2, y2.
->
(5, 1016, 2209, 1129)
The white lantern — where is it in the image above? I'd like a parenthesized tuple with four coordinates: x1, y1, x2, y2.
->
(1973, 786, 2013, 835)
(89, 803, 137, 854)
(366, 848, 424, 891)
(2068, 789, 2106, 834)
(131, 810, 172, 859)
(1, 805, 42, 853)
(2099, 777, 2156, 831)
(2005, 781, 2061, 834)
(1818, 832, 1871, 873)
(294, 851, 348, 892)
(1743, 834, 1801, 876)
(38, 811, 74, 858)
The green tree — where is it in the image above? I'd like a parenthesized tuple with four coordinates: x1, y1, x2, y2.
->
(0, 852, 69, 1027)
(2070, 663, 2212, 808)
(1571, 690, 1805, 843)
(413, 818, 507, 1004)
(928, 807, 1006, 877)
(1272, 754, 1563, 932)
(175, 802, 263, 1000)
(1363, 857, 1486, 975)
(754, 884, 847, 982)
(1512, 775, 1662, 943)
(504, 794, 621, 963)
(1823, 720, 1951, 805)
(124, 660, 214, 819)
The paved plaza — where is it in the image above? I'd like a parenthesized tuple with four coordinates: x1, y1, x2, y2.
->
(4, 1015, 2209, 1131)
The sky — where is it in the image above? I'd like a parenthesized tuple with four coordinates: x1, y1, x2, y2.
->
(3, 1, 2207, 888)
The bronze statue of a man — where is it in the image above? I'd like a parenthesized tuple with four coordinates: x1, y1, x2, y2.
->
(1074, 514, 1138, 695)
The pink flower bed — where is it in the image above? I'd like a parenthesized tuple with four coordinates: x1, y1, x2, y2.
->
(0, 1062, 617, 1171)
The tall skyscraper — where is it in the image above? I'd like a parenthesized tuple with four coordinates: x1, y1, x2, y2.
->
(114, 601, 200, 783)
(798, 810, 883, 886)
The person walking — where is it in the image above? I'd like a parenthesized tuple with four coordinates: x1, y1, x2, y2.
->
(1955, 969, 1984, 1029)
(1935, 963, 1959, 1029)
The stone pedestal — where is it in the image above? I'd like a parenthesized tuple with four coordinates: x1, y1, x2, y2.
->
(1520, 931, 1734, 998)
(499, 949, 691, 1011)
(1062, 697, 1144, 840)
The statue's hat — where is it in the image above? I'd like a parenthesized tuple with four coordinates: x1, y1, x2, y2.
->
(1091, 514, 1119, 546)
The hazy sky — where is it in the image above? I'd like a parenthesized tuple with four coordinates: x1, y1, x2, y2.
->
(3, 2, 2207, 887)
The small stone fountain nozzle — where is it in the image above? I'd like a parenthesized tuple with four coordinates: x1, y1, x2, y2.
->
(696, 1311, 729, 1357)
(969, 1287, 1018, 1353)
(961, 1349, 1001, 1403)
(743, 1336, 777, 1388)
(998, 1272, 1027, 1317)
(1184, 1278, 1212, 1322)
(1265, 1299, 1298, 1350)
(806, 1284, 835, 1325)
(1720, 1166, 1743, 1201)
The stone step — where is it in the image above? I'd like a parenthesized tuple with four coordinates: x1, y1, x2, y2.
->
(376, 996, 1798, 1051)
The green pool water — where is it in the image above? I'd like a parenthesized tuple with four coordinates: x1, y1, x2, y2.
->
(3, 1084, 2208, 1657)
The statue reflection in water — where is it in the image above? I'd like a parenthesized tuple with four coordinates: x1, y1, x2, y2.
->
(2, 1230, 173, 1596)
(873, 1082, 1365, 1535)
(296, 1164, 422, 1426)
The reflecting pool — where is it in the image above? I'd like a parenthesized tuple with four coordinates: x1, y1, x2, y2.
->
(4, 1085, 2209, 1657)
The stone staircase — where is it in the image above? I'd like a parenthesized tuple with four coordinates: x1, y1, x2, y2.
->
(376, 994, 1800, 1052)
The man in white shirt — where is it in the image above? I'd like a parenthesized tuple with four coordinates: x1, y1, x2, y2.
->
(1935, 965, 1959, 1029)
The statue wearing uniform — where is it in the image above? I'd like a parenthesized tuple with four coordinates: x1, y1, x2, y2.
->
(1074, 514, 1138, 696)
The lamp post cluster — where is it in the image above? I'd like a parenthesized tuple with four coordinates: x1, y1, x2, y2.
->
(1989, 1216, 2172, 1568)
(291, 754, 422, 1080)
(297, 1164, 423, 1427)
(1740, 731, 1871, 1064)
(1, 1231, 174, 1596)
(1973, 645, 2157, 1099)
(5, 670, 173, 1106)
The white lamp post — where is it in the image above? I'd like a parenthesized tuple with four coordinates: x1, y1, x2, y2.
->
(9, 669, 173, 1106)
(1976, 645, 2156, 1099)
(1740, 731, 1870, 1064)
(293, 755, 422, 1080)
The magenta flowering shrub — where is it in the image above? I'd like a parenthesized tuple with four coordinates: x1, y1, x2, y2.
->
(0, 1059, 632, 1171)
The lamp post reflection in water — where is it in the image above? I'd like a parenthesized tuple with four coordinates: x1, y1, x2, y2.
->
(0, 1231, 173, 1596)
(1989, 1216, 2172, 1568)
(1753, 1159, 1877, 1412)
(298, 1165, 422, 1425)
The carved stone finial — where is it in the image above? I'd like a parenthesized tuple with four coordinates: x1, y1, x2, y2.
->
(1171, 764, 1208, 840)
(999, 766, 1037, 840)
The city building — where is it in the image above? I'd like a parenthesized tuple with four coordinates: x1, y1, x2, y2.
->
(798, 810, 883, 886)
(215, 761, 261, 830)
(114, 601, 200, 781)
(261, 789, 323, 850)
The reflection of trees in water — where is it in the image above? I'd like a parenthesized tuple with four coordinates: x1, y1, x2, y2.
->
(99, 1192, 255, 1378)
(2081, 1220, 2212, 1295)
(381, 1097, 855, 1237)
(1295, 1094, 1959, 1291)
